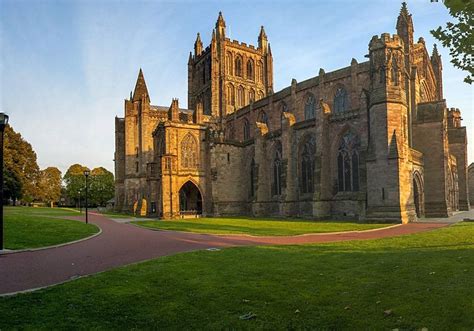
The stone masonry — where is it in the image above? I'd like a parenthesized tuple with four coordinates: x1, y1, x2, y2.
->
(114, 4, 469, 223)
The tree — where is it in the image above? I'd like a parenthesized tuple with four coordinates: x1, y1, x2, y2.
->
(63, 164, 89, 207)
(431, 0, 474, 84)
(38, 167, 62, 207)
(3, 168, 22, 204)
(4, 124, 40, 204)
(89, 167, 115, 207)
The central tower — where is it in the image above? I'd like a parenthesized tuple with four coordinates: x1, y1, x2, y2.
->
(187, 12, 274, 119)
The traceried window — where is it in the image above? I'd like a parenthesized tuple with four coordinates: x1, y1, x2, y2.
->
(257, 91, 264, 100)
(181, 133, 198, 168)
(258, 61, 264, 82)
(300, 135, 316, 194)
(226, 53, 233, 75)
(334, 87, 349, 113)
(243, 118, 251, 140)
(247, 59, 254, 81)
(304, 94, 316, 120)
(272, 142, 283, 196)
(337, 131, 360, 192)
(237, 86, 245, 107)
(235, 56, 243, 77)
(249, 89, 255, 102)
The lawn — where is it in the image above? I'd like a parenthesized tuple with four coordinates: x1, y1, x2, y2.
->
(133, 217, 391, 236)
(1, 222, 472, 329)
(3, 207, 99, 250)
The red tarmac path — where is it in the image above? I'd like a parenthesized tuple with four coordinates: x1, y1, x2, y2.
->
(0, 213, 450, 296)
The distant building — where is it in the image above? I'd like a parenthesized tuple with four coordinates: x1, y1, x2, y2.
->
(114, 3, 469, 223)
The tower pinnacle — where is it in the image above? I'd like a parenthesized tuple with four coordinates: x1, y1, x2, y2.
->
(132, 68, 149, 102)
(258, 26, 268, 53)
(194, 32, 203, 56)
(396, 1, 414, 50)
(215, 11, 226, 39)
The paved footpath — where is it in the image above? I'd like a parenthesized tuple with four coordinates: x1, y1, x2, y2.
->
(0, 212, 457, 296)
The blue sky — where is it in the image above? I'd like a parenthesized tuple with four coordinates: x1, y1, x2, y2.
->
(0, 0, 472, 174)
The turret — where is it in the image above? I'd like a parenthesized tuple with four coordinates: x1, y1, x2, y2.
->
(194, 33, 203, 56)
(258, 26, 268, 53)
(168, 98, 179, 122)
(431, 44, 443, 99)
(366, 33, 413, 223)
(215, 11, 226, 40)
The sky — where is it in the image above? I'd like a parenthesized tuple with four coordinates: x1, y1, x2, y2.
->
(0, 0, 472, 174)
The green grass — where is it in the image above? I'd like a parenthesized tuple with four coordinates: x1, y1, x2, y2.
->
(4, 207, 99, 250)
(1, 222, 472, 329)
(133, 217, 391, 236)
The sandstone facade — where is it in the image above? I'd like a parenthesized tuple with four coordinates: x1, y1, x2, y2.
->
(114, 4, 469, 223)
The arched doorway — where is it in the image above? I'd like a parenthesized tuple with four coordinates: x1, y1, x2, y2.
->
(413, 173, 424, 218)
(179, 181, 202, 216)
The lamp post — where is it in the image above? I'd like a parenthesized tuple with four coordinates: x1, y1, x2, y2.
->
(0, 113, 9, 251)
(83, 170, 90, 224)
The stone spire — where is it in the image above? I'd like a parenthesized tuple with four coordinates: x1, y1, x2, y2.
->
(431, 44, 441, 60)
(188, 51, 193, 65)
(215, 11, 226, 39)
(258, 26, 268, 53)
(396, 2, 414, 50)
(216, 11, 226, 28)
(132, 68, 149, 102)
(194, 32, 203, 56)
(431, 44, 443, 99)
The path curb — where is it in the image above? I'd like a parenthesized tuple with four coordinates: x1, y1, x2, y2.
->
(130, 222, 407, 238)
(0, 225, 102, 256)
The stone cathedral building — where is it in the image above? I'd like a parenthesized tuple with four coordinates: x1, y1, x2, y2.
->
(114, 4, 469, 223)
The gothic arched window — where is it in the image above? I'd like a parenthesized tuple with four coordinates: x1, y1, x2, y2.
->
(226, 53, 233, 75)
(337, 131, 360, 192)
(237, 86, 245, 107)
(227, 84, 235, 105)
(304, 94, 316, 120)
(249, 89, 255, 102)
(247, 59, 254, 81)
(300, 135, 316, 194)
(257, 90, 264, 100)
(334, 87, 349, 113)
(272, 142, 283, 196)
(235, 56, 243, 77)
(243, 118, 251, 141)
(181, 133, 198, 168)
(259, 61, 264, 82)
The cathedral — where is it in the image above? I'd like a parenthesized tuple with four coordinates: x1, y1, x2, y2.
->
(114, 3, 469, 223)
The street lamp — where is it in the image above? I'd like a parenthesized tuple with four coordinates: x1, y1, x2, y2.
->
(0, 113, 9, 251)
(83, 170, 90, 224)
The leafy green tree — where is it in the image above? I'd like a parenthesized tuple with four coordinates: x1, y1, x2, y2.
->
(63, 164, 89, 207)
(431, 0, 473, 84)
(89, 167, 115, 206)
(3, 168, 22, 204)
(4, 124, 40, 204)
(38, 167, 62, 207)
